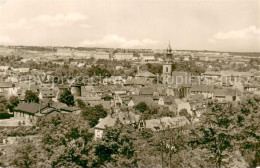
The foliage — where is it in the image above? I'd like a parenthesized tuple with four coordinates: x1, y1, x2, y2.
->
(39, 114, 93, 167)
(87, 65, 112, 78)
(236, 95, 260, 167)
(76, 98, 86, 109)
(197, 103, 240, 168)
(11, 138, 39, 168)
(179, 109, 192, 122)
(1, 96, 259, 167)
(59, 89, 75, 106)
(135, 102, 149, 113)
(24, 90, 39, 103)
(0, 103, 11, 119)
(7, 96, 19, 112)
(81, 104, 108, 127)
(146, 63, 163, 75)
(90, 123, 137, 167)
(171, 61, 206, 75)
(140, 105, 175, 120)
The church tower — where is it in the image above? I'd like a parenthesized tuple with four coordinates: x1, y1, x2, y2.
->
(165, 41, 173, 60)
(162, 41, 174, 84)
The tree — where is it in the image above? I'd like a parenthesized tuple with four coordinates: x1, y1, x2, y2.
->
(81, 104, 108, 127)
(7, 96, 19, 112)
(0, 103, 10, 119)
(236, 95, 260, 167)
(11, 138, 38, 168)
(90, 123, 137, 167)
(179, 109, 192, 122)
(24, 90, 39, 103)
(135, 102, 149, 113)
(40, 114, 93, 167)
(76, 98, 86, 109)
(198, 103, 239, 168)
(59, 89, 74, 106)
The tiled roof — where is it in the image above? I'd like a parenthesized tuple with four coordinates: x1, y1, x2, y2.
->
(0, 82, 12, 88)
(190, 85, 214, 93)
(139, 87, 154, 95)
(95, 115, 117, 130)
(60, 106, 81, 112)
(131, 95, 155, 106)
(51, 102, 68, 109)
(162, 96, 176, 103)
(145, 116, 189, 131)
(136, 70, 157, 77)
(14, 103, 47, 114)
(117, 111, 140, 125)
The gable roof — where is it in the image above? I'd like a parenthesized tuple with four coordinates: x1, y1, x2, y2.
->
(190, 85, 214, 93)
(139, 87, 154, 95)
(117, 111, 140, 125)
(145, 116, 189, 131)
(14, 103, 47, 114)
(0, 66, 9, 71)
(95, 115, 117, 130)
(130, 95, 155, 107)
(0, 82, 13, 88)
(162, 96, 176, 104)
(136, 70, 157, 78)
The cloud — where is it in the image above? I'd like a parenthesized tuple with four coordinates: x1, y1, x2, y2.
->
(79, 23, 94, 29)
(80, 34, 158, 48)
(0, 35, 13, 44)
(4, 18, 30, 30)
(209, 25, 260, 42)
(3, 12, 90, 29)
(33, 13, 88, 27)
(0, 0, 7, 9)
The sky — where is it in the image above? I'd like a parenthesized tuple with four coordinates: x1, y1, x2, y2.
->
(0, 0, 259, 52)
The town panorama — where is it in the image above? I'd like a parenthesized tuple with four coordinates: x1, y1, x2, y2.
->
(0, 0, 259, 168)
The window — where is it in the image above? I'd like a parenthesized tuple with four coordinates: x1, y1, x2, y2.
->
(166, 67, 168, 72)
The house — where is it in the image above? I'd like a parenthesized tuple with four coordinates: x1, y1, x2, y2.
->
(39, 89, 55, 99)
(51, 102, 68, 111)
(243, 84, 258, 92)
(60, 106, 81, 115)
(77, 63, 85, 67)
(202, 71, 222, 84)
(190, 102, 206, 118)
(139, 116, 189, 131)
(87, 100, 112, 110)
(213, 89, 237, 102)
(93, 51, 110, 60)
(94, 115, 117, 140)
(174, 99, 193, 116)
(140, 53, 155, 63)
(0, 82, 17, 99)
(13, 103, 48, 123)
(124, 78, 149, 87)
(18, 68, 30, 74)
(190, 85, 214, 98)
(77, 93, 101, 103)
(128, 95, 155, 108)
(139, 87, 154, 96)
(114, 52, 133, 60)
(94, 111, 140, 140)
(158, 96, 175, 106)
(136, 70, 157, 79)
(117, 111, 140, 126)
(0, 66, 9, 75)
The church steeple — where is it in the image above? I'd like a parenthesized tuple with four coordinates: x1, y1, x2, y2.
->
(167, 41, 172, 53)
(166, 41, 173, 60)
